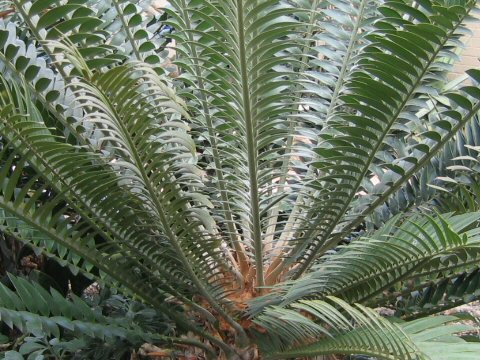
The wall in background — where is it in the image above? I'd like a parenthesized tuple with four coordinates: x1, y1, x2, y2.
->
(451, 17, 480, 78)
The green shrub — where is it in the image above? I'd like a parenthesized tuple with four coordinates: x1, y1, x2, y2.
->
(1, 0, 480, 358)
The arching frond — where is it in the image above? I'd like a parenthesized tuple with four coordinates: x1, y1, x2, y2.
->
(277, 0, 480, 277)
(359, 114, 480, 228)
(379, 266, 480, 319)
(257, 298, 480, 360)
(250, 212, 480, 313)
(0, 274, 215, 355)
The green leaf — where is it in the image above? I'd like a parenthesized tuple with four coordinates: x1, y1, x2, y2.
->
(0, 334, 9, 344)
(4, 351, 24, 360)
(37, 5, 84, 29)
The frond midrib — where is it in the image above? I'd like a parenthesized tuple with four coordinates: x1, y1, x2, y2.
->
(267, 0, 371, 281)
(175, 0, 249, 274)
(234, 0, 265, 287)
(84, 77, 248, 345)
(328, 101, 480, 255)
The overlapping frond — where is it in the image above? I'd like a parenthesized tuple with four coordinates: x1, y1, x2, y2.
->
(250, 212, 480, 315)
(364, 113, 480, 227)
(167, 0, 307, 286)
(0, 75, 195, 300)
(256, 297, 417, 359)
(380, 266, 480, 319)
(263, 0, 379, 283)
(430, 128, 480, 211)
(0, 45, 247, 346)
(12, 0, 169, 69)
(300, 0, 378, 121)
(59, 58, 230, 287)
(278, 0, 480, 277)
(256, 298, 480, 360)
(0, 0, 172, 148)
(0, 17, 87, 146)
(0, 274, 214, 355)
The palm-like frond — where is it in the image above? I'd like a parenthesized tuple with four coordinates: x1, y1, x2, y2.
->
(257, 297, 419, 359)
(167, 0, 309, 287)
(362, 114, 480, 228)
(406, 315, 480, 360)
(249, 212, 480, 314)
(0, 67, 235, 352)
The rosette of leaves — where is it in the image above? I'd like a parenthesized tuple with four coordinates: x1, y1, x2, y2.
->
(1, 0, 480, 359)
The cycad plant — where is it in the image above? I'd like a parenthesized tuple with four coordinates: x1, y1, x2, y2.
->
(1, 0, 480, 358)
